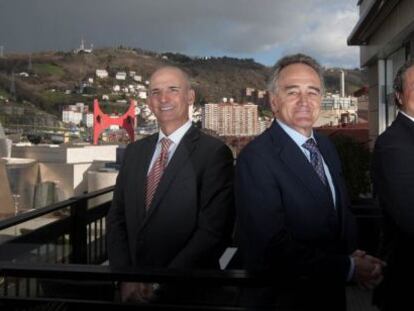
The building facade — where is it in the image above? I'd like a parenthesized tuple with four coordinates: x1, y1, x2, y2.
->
(348, 0, 414, 146)
(202, 102, 259, 136)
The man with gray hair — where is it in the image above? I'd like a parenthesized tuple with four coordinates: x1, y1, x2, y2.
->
(372, 58, 414, 310)
(236, 53, 384, 310)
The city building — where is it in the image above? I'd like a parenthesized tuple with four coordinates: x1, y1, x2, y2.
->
(83, 113, 94, 128)
(202, 102, 259, 136)
(242, 87, 270, 107)
(348, 0, 414, 146)
(115, 71, 127, 80)
(314, 94, 359, 127)
(73, 39, 93, 54)
(95, 69, 108, 79)
(62, 103, 89, 126)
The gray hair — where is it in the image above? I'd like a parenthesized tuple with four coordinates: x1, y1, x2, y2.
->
(393, 58, 414, 108)
(267, 53, 325, 95)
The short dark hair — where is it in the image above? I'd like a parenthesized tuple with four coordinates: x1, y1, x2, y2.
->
(393, 58, 414, 108)
(268, 53, 324, 94)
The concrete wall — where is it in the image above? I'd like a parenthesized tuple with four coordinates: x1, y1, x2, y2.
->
(87, 170, 118, 208)
(357, 0, 414, 144)
(39, 161, 107, 201)
(12, 144, 118, 164)
(359, 0, 376, 16)
(0, 138, 12, 158)
(0, 159, 14, 218)
(361, 0, 414, 66)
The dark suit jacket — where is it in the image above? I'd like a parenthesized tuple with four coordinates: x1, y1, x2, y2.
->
(235, 121, 357, 310)
(106, 125, 234, 271)
(372, 112, 414, 310)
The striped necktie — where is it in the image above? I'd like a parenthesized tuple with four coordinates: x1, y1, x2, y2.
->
(302, 138, 327, 186)
(145, 138, 172, 209)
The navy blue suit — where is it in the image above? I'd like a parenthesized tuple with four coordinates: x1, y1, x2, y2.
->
(235, 121, 357, 310)
(372, 112, 414, 310)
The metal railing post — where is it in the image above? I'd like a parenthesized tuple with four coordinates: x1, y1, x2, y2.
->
(70, 198, 88, 264)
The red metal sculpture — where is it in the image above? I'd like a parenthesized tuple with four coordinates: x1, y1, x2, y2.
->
(93, 99, 136, 144)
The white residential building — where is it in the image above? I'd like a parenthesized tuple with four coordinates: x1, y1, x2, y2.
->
(62, 103, 89, 126)
(138, 91, 147, 99)
(83, 113, 94, 128)
(96, 69, 108, 79)
(115, 71, 127, 80)
(62, 110, 82, 125)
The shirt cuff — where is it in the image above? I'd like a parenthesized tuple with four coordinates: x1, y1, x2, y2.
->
(347, 256, 355, 281)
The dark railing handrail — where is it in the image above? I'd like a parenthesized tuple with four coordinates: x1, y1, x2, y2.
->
(0, 262, 275, 287)
(0, 185, 115, 230)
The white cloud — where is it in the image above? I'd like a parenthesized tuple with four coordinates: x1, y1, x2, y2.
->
(281, 6, 360, 67)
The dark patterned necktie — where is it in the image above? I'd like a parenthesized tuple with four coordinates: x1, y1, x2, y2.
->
(145, 138, 172, 209)
(302, 138, 327, 186)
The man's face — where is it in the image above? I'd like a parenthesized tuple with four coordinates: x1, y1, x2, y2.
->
(270, 63, 322, 137)
(148, 68, 195, 134)
(399, 65, 414, 118)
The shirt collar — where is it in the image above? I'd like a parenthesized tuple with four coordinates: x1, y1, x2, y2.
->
(158, 120, 192, 145)
(276, 119, 315, 148)
(399, 110, 414, 123)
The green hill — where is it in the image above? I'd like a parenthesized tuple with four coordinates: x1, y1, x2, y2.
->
(0, 48, 364, 118)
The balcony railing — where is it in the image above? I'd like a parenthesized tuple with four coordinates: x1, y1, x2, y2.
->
(0, 186, 383, 310)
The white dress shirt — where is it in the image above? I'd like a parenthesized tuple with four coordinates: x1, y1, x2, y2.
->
(147, 120, 192, 175)
(276, 119, 336, 207)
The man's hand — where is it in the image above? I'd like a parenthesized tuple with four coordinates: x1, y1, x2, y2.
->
(120, 282, 157, 303)
(352, 249, 386, 289)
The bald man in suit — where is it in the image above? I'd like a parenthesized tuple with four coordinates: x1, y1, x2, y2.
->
(106, 66, 234, 302)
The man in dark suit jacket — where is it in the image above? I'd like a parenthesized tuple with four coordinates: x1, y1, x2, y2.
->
(106, 66, 234, 302)
(236, 54, 384, 310)
(372, 59, 414, 311)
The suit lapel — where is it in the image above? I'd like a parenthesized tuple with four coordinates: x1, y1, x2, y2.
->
(397, 112, 414, 139)
(270, 122, 332, 209)
(316, 134, 340, 196)
(315, 134, 342, 209)
(315, 133, 346, 235)
(142, 126, 199, 226)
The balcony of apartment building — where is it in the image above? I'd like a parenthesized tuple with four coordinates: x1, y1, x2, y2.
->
(0, 185, 383, 310)
(348, 0, 414, 145)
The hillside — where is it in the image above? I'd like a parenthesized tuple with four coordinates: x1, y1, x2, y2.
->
(0, 47, 364, 118)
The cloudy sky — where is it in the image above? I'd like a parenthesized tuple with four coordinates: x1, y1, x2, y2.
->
(0, 0, 360, 68)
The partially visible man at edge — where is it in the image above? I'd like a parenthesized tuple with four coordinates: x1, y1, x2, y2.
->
(372, 58, 414, 311)
(106, 66, 234, 303)
(235, 53, 385, 310)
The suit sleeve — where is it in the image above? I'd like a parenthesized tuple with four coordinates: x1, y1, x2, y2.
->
(235, 150, 350, 283)
(168, 144, 235, 269)
(373, 141, 414, 236)
(106, 145, 133, 268)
